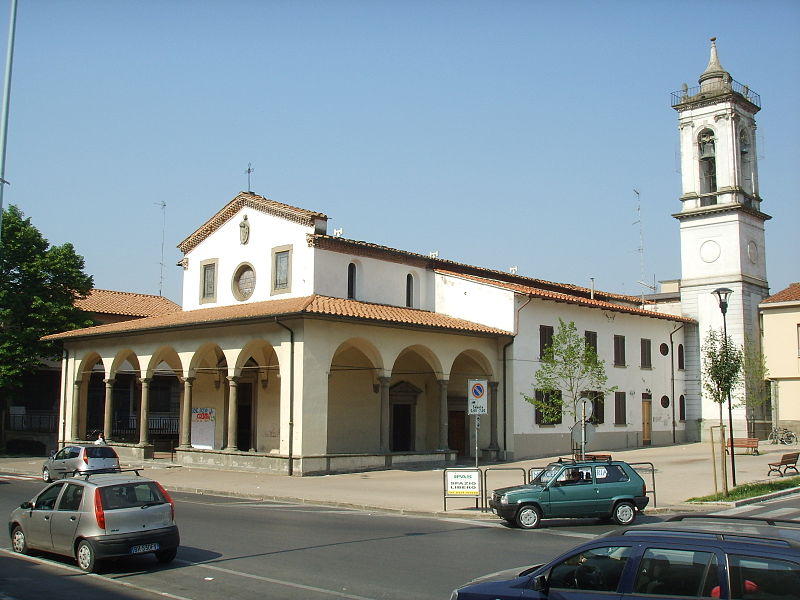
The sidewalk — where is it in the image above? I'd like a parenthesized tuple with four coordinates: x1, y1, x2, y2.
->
(2, 442, 798, 519)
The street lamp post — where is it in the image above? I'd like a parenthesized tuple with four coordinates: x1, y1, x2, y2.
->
(713, 287, 736, 488)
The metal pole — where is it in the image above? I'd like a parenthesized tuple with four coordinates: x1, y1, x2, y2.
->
(722, 310, 737, 487)
(0, 0, 18, 240)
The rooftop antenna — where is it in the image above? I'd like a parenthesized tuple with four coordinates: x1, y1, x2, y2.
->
(429, 251, 439, 259)
(633, 189, 656, 305)
(509, 266, 518, 274)
(333, 228, 343, 238)
(245, 162, 254, 192)
(155, 201, 166, 296)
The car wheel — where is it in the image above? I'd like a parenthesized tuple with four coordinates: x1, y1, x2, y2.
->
(41, 468, 52, 483)
(516, 505, 542, 529)
(11, 525, 29, 555)
(155, 548, 178, 564)
(76, 540, 97, 572)
(612, 501, 636, 526)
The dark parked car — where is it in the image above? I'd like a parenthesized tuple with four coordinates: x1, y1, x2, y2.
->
(450, 515, 800, 599)
(42, 444, 120, 481)
(9, 470, 179, 572)
(489, 458, 649, 528)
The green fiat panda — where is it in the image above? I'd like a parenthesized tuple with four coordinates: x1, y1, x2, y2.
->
(489, 458, 649, 529)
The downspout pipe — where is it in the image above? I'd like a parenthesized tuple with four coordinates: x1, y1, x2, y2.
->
(502, 294, 532, 459)
(59, 347, 68, 450)
(274, 318, 295, 476)
(669, 323, 684, 444)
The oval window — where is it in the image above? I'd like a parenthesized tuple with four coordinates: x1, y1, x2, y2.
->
(232, 263, 256, 300)
(660, 396, 670, 409)
(659, 343, 669, 356)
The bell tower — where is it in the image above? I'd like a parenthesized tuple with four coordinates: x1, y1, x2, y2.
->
(672, 38, 771, 438)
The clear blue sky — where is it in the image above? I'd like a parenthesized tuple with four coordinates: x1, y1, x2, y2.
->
(1, 0, 798, 303)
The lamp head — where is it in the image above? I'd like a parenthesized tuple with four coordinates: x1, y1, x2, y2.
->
(712, 287, 734, 313)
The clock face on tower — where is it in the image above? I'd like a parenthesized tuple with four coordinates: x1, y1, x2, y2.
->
(700, 240, 721, 263)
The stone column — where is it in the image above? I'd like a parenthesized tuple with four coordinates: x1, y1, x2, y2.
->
(71, 380, 82, 440)
(438, 379, 449, 450)
(178, 377, 194, 449)
(138, 377, 151, 446)
(489, 380, 500, 450)
(102, 378, 114, 440)
(224, 376, 239, 451)
(378, 376, 391, 452)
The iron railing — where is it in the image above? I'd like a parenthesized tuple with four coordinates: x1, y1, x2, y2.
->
(671, 79, 760, 109)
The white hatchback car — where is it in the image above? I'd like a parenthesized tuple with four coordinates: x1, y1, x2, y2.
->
(9, 470, 179, 572)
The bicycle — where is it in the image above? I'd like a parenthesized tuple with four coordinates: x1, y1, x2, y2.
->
(768, 426, 798, 445)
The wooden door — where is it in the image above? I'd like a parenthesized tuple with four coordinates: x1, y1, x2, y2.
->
(642, 396, 652, 446)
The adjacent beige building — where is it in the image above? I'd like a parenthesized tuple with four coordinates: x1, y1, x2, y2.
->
(760, 282, 800, 431)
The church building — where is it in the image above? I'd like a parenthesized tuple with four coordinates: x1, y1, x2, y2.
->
(44, 40, 774, 475)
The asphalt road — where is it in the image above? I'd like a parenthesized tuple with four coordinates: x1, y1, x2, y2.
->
(1, 472, 798, 600)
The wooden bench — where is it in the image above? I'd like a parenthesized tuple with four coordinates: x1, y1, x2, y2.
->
(726, 437, 759, 455)
(767, 452, 799, 477)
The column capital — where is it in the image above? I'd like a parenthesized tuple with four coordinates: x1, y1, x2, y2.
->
(377, 375, 391, 384)
(180, 376, 195, 385)
(103, 378, 114, 386)
(227, 375, 239, 385)
(139, 376, 151, 385)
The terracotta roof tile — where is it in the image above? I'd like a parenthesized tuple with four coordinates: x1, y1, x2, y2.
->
(75, 289, 180, 317)
(436, 270, 694, 324)
(44, 295, 510, 341)
(308, 234, 647, 305)
(762, 282, 800, 304)
(178, 192, 327, 254)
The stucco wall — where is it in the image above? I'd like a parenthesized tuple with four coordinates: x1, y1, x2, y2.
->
(181, 207, 316, 310)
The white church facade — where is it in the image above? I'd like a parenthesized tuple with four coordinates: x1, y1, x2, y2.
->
(45, 40, 776, 474)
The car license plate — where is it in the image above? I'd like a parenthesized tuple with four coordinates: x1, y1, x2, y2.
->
(130, 543, 159, 554)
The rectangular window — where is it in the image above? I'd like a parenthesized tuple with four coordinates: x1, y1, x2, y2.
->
(614, 391, 626, 425)
(585, 330, 598, 354)
(199, 259, 217, 304)
(614, 335, 626, 367)
(679, 395, 686, 421)
(540, 325, 554, 359)
(534, 389, 562, 425)
(640, 338, 652, 369)
(271, 245, 292, 294)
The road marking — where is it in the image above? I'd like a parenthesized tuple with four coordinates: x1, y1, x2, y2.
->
(0, 548, 194, 600)
(180, 559, 380, 600)
(0, 474, 40, 481)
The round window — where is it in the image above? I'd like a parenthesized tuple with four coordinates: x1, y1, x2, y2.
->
(232, 264, 256, 300)
(660, 396, 670, 409)
(659, 343, 669, 356)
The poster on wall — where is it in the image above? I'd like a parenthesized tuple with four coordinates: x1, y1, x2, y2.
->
(191, 407, 216, 449)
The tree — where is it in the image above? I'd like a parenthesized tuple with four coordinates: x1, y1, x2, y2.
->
(523, 319, 614, 425)
(0, 205, 94, 394)
(701, 328, 744, 424)
(741, 336, 769, 435)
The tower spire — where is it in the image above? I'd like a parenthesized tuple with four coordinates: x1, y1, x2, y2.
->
(699, 37, 730, 90)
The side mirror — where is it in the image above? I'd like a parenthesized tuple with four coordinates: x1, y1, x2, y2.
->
(49, 451, 56, 458)
(532, 574, 548, 592)
(20, 501, 32, 510)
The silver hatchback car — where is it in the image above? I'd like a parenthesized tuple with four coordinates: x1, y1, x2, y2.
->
(42, 444, 120, 481)
(8, 470, 179, 572)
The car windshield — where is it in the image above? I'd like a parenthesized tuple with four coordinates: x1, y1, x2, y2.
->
(531, 464, 563, 485)
(99, 482, 166, 510)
